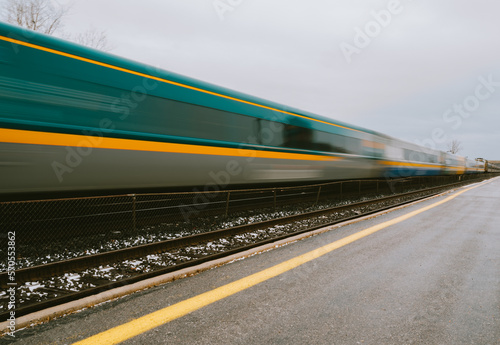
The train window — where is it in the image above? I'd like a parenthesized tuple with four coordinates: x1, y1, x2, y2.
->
(385, 146, 403, 160)
(257, 119, 284, 146)
(361, 140, 384, 158)
(122, 96, 259, 145)
(206, 108, 255, 143)
(266, 124, 347, 153)
(282, 124, 315, 150)
(403, 149, 438, 163)
(447, 157, 460, 166)
(162, 101, 257, 143)
(404, 149, 413, 161)
(344, 136, 362, 155)
(282, 128, 361, 154)
(405, 149, 425, 162)
(312, 131, 340, 152)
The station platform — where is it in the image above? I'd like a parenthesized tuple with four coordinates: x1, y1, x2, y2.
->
(7, 177, 500, 344)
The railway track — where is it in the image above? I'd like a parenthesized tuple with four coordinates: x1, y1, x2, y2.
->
(1, 175, 495, 320)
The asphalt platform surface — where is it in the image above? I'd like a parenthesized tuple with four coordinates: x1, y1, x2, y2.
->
(5, 177, 500, 345)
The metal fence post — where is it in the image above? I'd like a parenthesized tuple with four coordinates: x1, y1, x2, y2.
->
(225, 192, 231, 218)
(131, 194, 136, 232)
(273, 189, 277, 210)
(315, 186, 322, 206)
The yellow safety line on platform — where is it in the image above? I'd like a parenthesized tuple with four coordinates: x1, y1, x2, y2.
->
(72, 180, 490, 345)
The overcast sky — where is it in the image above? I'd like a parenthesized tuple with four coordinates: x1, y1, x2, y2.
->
(33, 1, 500, 159)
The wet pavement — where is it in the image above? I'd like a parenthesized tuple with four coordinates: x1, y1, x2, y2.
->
(4, 178, 500, 345)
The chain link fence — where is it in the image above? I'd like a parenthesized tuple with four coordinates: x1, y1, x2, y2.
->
(1, 173, 497, 272)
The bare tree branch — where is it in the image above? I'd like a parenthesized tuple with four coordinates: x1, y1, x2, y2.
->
(2, 0, 113, 51)
(73, 28, 113, 52)
(3, 0, 68, 35)
(447, 140, 463, 155)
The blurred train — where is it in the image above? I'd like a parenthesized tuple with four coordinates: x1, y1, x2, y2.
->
(1, 22, 499, 199)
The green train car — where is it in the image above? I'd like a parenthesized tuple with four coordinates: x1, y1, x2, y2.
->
(0, 22, 485, 198)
